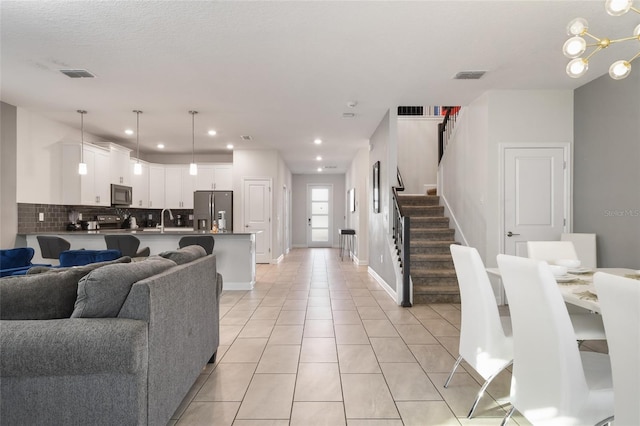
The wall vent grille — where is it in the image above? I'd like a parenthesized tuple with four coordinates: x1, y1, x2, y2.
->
(453, 70, 486, 80)
(60, 69, 96, 78)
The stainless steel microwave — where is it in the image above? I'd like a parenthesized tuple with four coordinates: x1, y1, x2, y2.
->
(111, 184, 132, 207)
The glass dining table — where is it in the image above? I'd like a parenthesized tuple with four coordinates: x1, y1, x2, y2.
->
(486, 267, 640, 314)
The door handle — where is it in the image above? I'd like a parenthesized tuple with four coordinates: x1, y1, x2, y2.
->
(308, 218, 311, 226)
(245, 224, 249, 228)
(506, 231, 521, 237)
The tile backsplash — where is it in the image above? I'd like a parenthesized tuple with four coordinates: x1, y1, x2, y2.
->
(18, 203, 194, 233)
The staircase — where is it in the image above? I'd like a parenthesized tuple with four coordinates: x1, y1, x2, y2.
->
(397, 194, 460, 304)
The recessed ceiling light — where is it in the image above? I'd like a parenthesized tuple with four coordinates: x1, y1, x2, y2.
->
(314, 138, 322, 145)
(125, 129, 134, 135)
(317, 167, 323, 172)
(157, 143, 165, 149)
(208, 130, 217, 136)
(346, 100, 358, 108)
(316, 156, 322, 161)
(226, 143, 234, 150)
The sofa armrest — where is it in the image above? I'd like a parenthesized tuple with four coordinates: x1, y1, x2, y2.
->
(0, 318, 148, 377)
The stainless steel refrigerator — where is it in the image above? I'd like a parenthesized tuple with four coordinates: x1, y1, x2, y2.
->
(193, 191, 233, 232)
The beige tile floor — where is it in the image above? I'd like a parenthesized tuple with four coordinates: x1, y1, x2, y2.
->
(169, 248, 606, 426)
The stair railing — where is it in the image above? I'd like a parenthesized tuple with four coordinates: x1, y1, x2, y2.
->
(438, 106, 461, 164)
(392, 167, 412, 307)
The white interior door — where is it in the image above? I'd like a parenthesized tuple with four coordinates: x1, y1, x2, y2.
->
(503, 146, 568, 257)
(244, 178, 271, 263)
(307, 184, 333, 248)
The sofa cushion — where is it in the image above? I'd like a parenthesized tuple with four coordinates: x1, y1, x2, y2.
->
(59, 249, 122, 267)
(27, 256, 132, 275)
(159, 245, 207, 265)
(0, 256, 127, 320)
(0, 247, 34, 270)
(72, 256, 176, 318)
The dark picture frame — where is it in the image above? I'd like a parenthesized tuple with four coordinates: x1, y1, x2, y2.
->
(373, 161, 380, 213)
(348, 188, 356, 213)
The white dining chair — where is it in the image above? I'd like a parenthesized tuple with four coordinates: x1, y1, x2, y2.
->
(561, 233, 597, 268)
(497, 254, 614, 426)
(445, 245, 513, 419)
(526, 240, 578, 264)
(527, 239, 607, 323)
(594, 272, 640, 426)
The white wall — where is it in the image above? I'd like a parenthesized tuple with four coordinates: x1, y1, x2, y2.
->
(439, 98, 489, 259)
(397, 117, 440, 194)
(291, 174, 345, 248)
(16, 107, 103, 204)
(345, 147, 369, 264)
(485, 90, 574, 267)
(441, 90, 573, 266)
(143, 153, 233, 164)
(276, 155, 293, 258)
(368, 110, 397, 290)
(1, 102, 18, 247)
(232, 149, 291, 262)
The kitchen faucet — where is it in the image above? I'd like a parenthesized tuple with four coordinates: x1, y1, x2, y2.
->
(159, 209, 174, 232)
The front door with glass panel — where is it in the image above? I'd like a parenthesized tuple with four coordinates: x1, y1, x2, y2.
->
(307, 184, 333, 248)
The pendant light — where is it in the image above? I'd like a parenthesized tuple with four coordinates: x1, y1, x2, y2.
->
(189, 110, 198, 176)
(77, 110, 88, 175)
(133, 110, 143, 175)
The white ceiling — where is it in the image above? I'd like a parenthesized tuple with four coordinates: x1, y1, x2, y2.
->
(2, 1, 638, 173)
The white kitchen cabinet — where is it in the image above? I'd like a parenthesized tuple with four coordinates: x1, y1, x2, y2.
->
(94, 142, 132, 185)
(213, 164, 233, 190)
(195, 164, 233, 190)
(110, 145, 131, 185)
(148, 165, 165, 209)
(62, 143, 110, 206)
(195, 165, 215, 190)
(130, 159, 149, 208)
(165, 165, 195, 208)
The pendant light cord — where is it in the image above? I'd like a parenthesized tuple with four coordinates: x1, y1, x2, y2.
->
(77, 110, 87, 162)
(189, 110, 198, 163)
(134, 110, 142, 162)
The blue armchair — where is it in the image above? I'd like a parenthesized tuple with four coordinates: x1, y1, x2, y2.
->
(0, 248, 51, 277)
(58, 249, 122, 267)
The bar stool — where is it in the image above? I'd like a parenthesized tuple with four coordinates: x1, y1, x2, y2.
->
(179, 235, 215, 255)
(338, 229, 355, 261)
(104, 235, 150, 258)
(37, 236, 71, 260)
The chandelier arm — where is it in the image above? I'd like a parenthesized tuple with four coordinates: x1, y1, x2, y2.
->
(584, 45, 604, 61)
(630, 5, 640, 14)
(608, 35, 640, 44)
(583, 32, 602, 42)
(628, 51, 640, 63)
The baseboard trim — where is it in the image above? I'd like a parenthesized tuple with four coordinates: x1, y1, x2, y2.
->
(222, 280, 255, 291)
(368, 267, 397, 303)
(271, 254, 284, 264)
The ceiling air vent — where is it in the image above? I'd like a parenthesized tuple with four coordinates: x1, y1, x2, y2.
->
(397, 106, 424, 116)
(453, 71, 486, 80)
(240, 135, 252, 141)
(60, 69, 96, 78)
(324, 165, 337, 169)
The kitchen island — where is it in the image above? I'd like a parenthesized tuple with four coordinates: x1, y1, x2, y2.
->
(19, 229, 256, 290)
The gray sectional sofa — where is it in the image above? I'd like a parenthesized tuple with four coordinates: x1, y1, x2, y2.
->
(0, 246, 222, 426)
